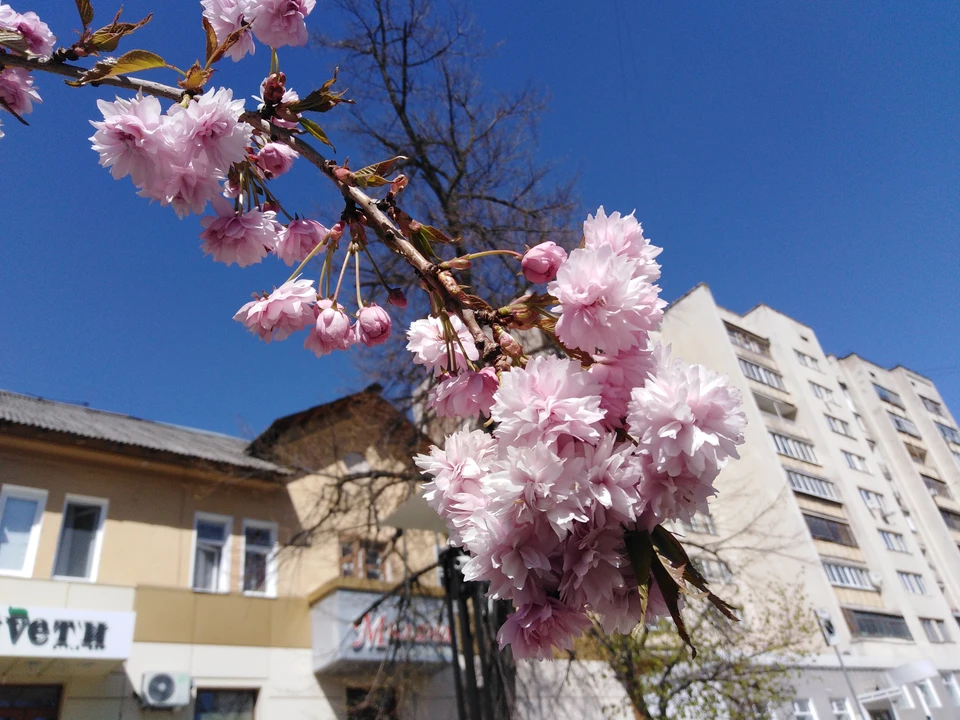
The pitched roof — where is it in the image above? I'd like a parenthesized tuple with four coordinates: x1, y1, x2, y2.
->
(0, 390, 290, 478)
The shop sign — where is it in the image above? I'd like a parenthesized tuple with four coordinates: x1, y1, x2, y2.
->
(1, 605, 135, 660)
(312, 589, 452, 674)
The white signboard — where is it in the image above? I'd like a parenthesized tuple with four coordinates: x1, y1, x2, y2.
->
(0, 605, 135, 660)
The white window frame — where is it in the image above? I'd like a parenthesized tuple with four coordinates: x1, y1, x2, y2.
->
(792, 698, 818, 720)
(829, 698, 853, 720)
(843, 451, 870, 473)
(915, 679, 940, 711)
(51, 494, 108, 583)
(879, 530, 909, 553)
(786, 469, 839, 501)
(739, 358, 786, 390)
(858, 488, 887, 512)
(190, 511, 233, 594)
(826, 415, 853, 437)
(809, 382, 835, 402)
(795, 350, 821, 371)
(0, 484, 48, 578)
(897, 571, 927, 595)
(241, 519, 278, 598)
(823, 562, 873, 590)
(771, 433, 819, 463)
(920, 618, 949, 644)
(941, 672, 960, 707)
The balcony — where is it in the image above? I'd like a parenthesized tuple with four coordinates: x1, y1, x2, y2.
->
(762, 411, 815, 444)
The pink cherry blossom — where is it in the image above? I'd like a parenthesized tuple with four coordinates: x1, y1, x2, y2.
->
(491, 355, 606, 449)
(550, 245, 664, 355)
(417, 428, 497, 543)
(89, 95, 164, 185)
(583, 206, 662, 282)
(275, 219, 327, 266)
(428, 368, 499, 419)
(250, 0, 315, 48)
(233, 278, 316, 342)
(167, 88, 251, 172)
(201, 0, 256, 61)
(594, 572, 644, 634)
(588, 343, 660, 429)
(0, 67, 40, 117)
(571, 433, 644, 524)
(141, 158, 223, 218)
(406, 314, 479, 376)
(484, 443, 586, 538)
(256, 141, 298, 178)
(497, 598, 591, 661)
(521, 241, 568, 284)
(355, 304, 392, 347)
(199, 196, 280, 267)
(304, 298, 354, 356)
(627, 355, 746, 522)
(0, 7, 55, 57)
(559, 524, 626, 609)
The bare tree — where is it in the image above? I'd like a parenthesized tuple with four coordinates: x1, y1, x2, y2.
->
(315, 0, 578, 399)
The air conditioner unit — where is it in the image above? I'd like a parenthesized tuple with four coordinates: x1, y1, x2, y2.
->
(869, 572, 884, 589)
(141, 672, 191, 709)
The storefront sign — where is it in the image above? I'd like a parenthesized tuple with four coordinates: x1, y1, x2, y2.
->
(312, 588, 452, 674)
(1, 606, 135, 660)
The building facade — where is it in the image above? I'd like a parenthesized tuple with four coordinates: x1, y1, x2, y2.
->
(660, 284, 960, 720)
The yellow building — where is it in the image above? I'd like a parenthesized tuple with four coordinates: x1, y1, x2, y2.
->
(0, 386, 454, 719)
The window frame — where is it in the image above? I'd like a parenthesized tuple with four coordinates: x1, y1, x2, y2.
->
(829, 698, 853, 720)
(879, 530, 909, 553)
(726, 324, 770, 356)
(842, 451, 870, 473)
(786, 469, 840, 501)
(939, 508, 960, 532)
(339, 536, 389, 582)
(809, 382, 835, 403)
(822, 562, 873, 590)
(941, 672, 960, 707)
(920, 617, 950, 644)
(873, 383, 905, 409)
(919, 396, 944, 417)
(897, 570, 928, 596)
(843, 609, 912, 640)
(241, 519, 278, 598)
(771, 433, 819, 464)
(858, 488, 887, 512)
(792, 698, 818, 720)
(934, 422, 960, 445)
(739, 358, 786, 390)
(0, 484, 48, 578)
(194, 688, 258, 720)
(190, 511, 233, 594)
(803, 513, 858, 547)
(51, 493, 108, 583)
(795, 350, 821, 371)
(914, 679, 940, 711)
(825, 415, 854, 437)
(887, 412, 921, 438)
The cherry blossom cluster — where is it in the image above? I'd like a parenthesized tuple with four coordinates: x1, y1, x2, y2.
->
(416, 209, 746, 659)
(0, 2, 54, 138)
(201, 0, 315, 59)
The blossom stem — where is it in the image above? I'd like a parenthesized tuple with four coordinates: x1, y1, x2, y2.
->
(354, 249, 364, 309)
(331, 247, 352, 303)
(286, 232, 328, 284)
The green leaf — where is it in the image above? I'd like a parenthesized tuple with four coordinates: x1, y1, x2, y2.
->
(410, 228, 440, 261)
(352, 156, 406, 189)
(0, 30, 29, 55)
(419, 223, 458, 244)
(287, 69, 354, 113)
(624, 530, 653, 622)
(66, 49, 167, 86)
(75, 0, 94, 27)
(202, 16, 217, 65)
(299, 118, 335, 151)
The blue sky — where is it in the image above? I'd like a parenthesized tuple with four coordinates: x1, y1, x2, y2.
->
(1, 0, 958, 438)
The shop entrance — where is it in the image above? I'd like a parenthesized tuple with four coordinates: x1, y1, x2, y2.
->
(0, 686, 61, 720)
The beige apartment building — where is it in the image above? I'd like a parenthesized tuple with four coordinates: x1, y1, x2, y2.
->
(660, 284, 960, 720)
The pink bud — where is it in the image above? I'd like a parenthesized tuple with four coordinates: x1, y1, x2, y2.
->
(262, 72, 287, 105)
(497, 329, 523, 359)
(388, 288, 408, 308)
(355, 304, 392, 347)
(521, 241, 568, 284)
(305, 298, 354, 356)
(444, 257, 473, 271)
(334, 167, 355, 185)
(256, 142, 299, 179)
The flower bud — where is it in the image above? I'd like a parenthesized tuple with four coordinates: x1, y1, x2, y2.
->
(355, 304, 392, 347)
(496, 329, 524, 359)
(262, 72, 287, 105)
(305, 299, 354, 356)
(521, 241, 568, 284)
(443, 257, 472, 271)
(333, 166, 355, 186)
(388, 288, 408, 308)
(256, 142, 299, 179)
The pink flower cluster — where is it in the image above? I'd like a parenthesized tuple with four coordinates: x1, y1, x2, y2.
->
(201, 0, 316, 60)
(415, 208, 746, 659)
(0, 3, 54, 132)
(90, 89, 252, 218)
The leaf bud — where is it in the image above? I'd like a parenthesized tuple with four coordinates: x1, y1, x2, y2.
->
(388, 288, 408, 308)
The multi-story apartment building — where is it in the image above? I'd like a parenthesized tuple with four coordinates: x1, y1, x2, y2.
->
(660, 284, 960, 720)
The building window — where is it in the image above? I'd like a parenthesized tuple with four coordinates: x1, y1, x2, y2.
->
(195, 689, 257, 720)
(888, 412, 920, 438)
(914, 680, 940, 711)
(858, 488, 887, 512)
(340, 537, 388, 581)
(822, 562, 873, 590)
(771, 433, 818, 463)
(809, 382, 835, 403)
(795, 350, 821, 371)
(941, 672, 960, 707)
(792, 699, 818, 720)
(786, 469, 839, 501)
(739, 359, 786, 390)
(904, 442, 927, 464)
(843, 609, 912, 640)
(940, 508, 960, 532)
(920, 396, 944, 416)
(727, 325, 770, 355)
(934, 422, 960, 445)
(897, 571, 927, 595)
(953, 450, 960, 468)
(242, 520, 278, 597)
(343, 451, 371, 474)
(873, 383, 905, 408)
(52, 495, 107, 581)
(192, 513, 232, 593)
(854, 414, 868, 433)
(803, 514, 858, 547)
(921, 474, 953, 499)
(0, 686, 62, 716)
(681, 512, 716, 535)
(842, 451, 870, 473)
(0, 485, 47, 578)
(825, 415, 854, 437)
(920, 618, 950, 643)
(879, 530, 909, 553)
(692, 557, 732, 583)
(829, 699, 853, 720)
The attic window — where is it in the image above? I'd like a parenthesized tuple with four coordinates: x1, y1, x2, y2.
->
(343, 452, 370, 474)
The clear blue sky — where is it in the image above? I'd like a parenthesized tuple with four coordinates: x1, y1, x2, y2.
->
(1, 1, 958, 438)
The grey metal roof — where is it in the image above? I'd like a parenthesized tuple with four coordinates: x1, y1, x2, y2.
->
(0, 390, 289, 477)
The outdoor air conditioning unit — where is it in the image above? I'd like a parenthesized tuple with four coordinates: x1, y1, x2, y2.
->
(141, 672, 191, 709)
(869, 572, 884, 589)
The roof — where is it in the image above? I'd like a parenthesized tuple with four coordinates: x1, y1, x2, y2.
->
(0, 390, 290, 478)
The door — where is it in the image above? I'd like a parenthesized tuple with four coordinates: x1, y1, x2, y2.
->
(0, 686, 61, 720)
